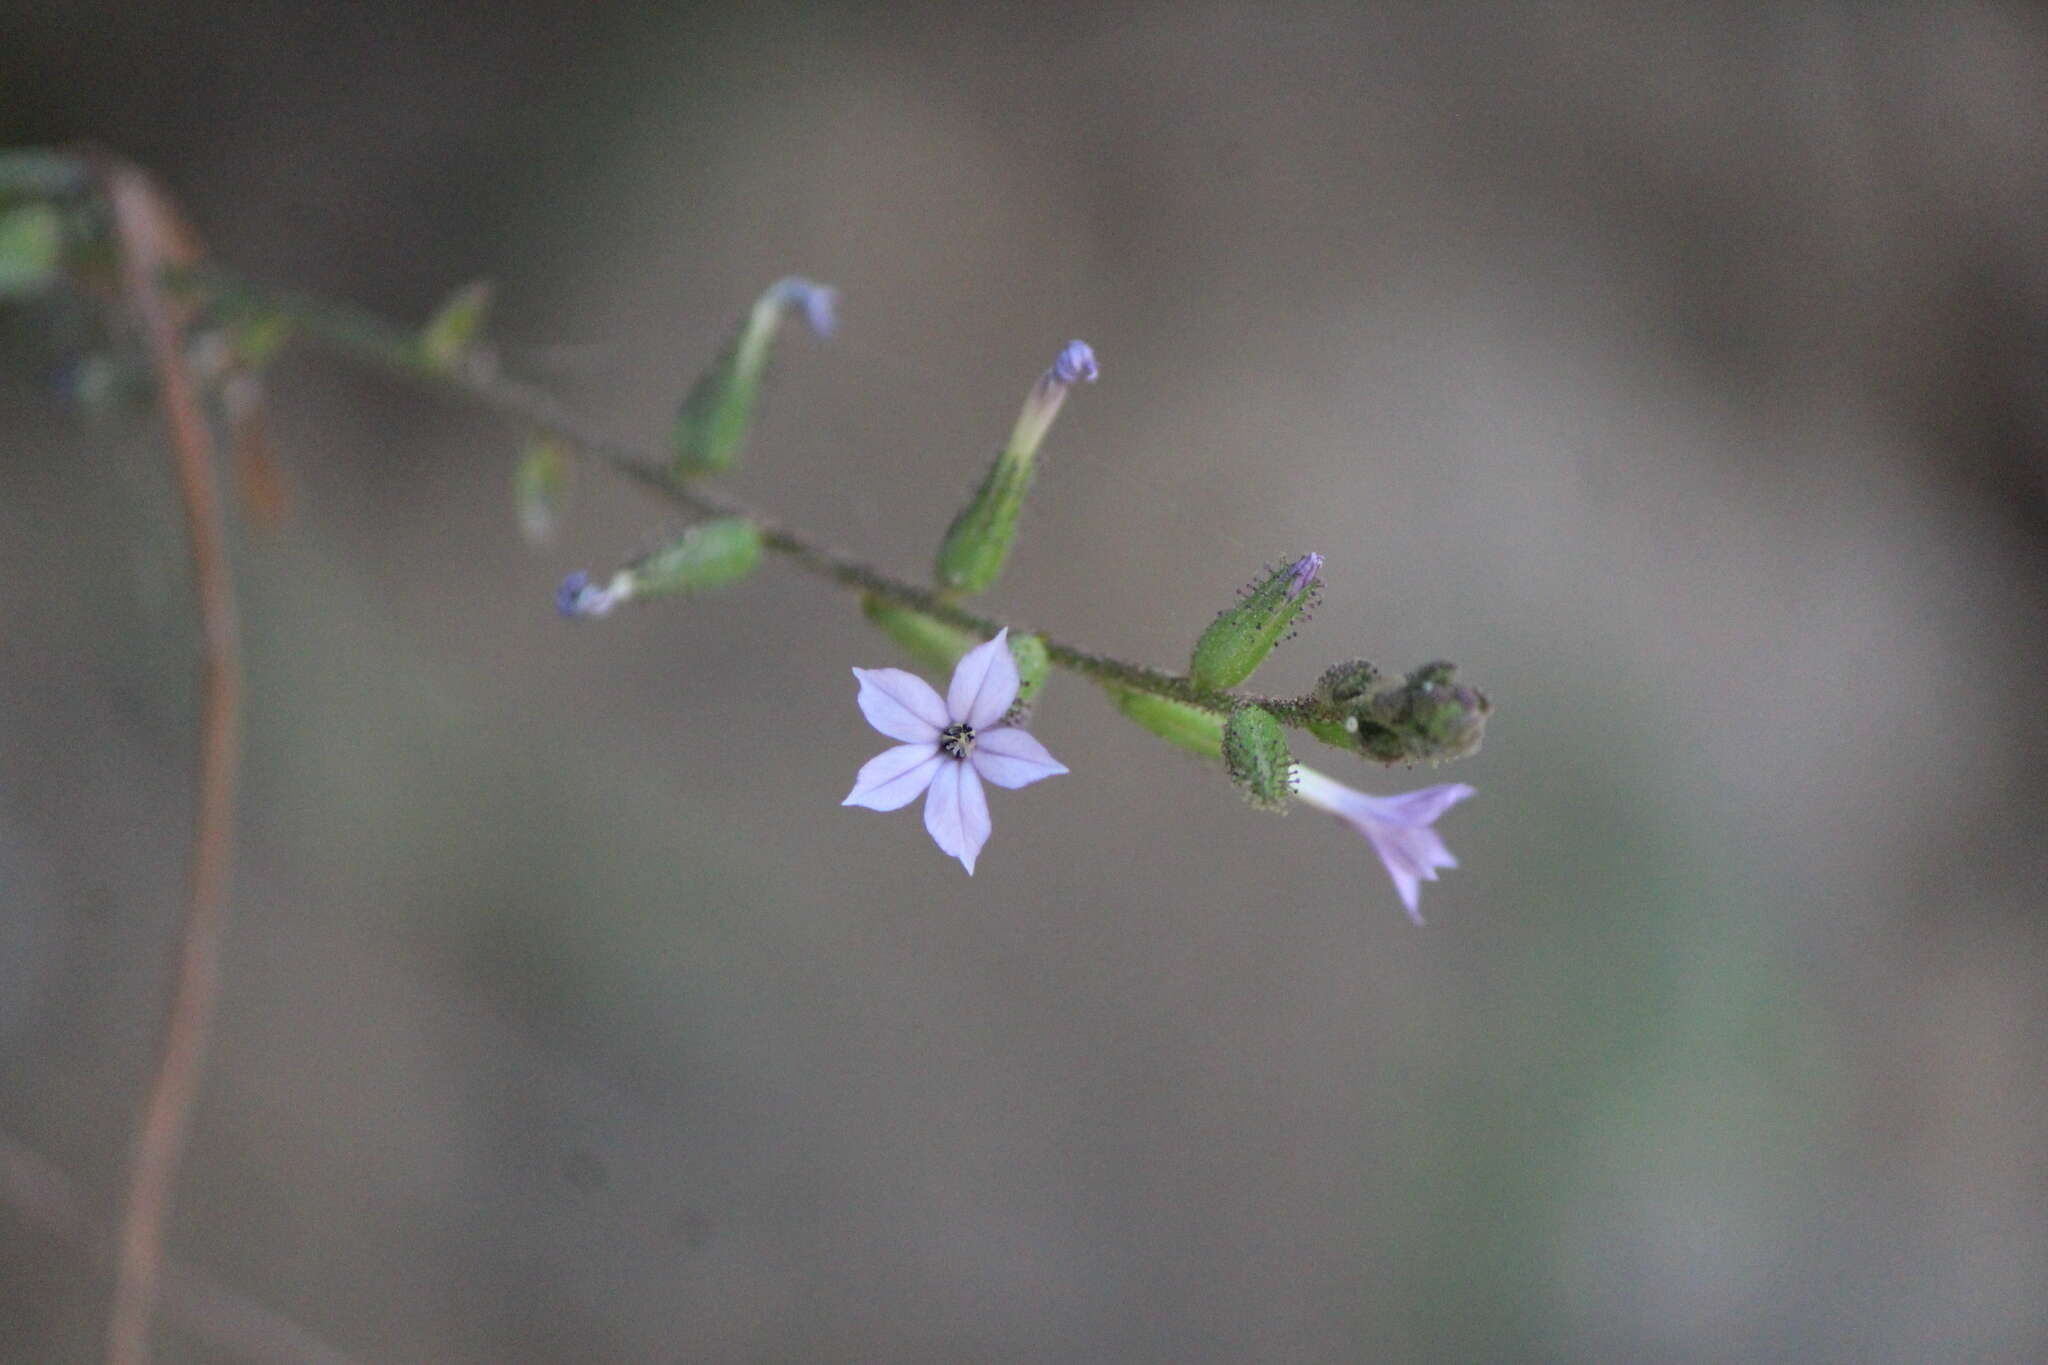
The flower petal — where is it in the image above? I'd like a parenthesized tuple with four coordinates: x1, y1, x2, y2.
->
(1382, 860, 1426, 925)
(843, 744, 943, 811)
(853, 667, 948, 742)
(1360, 822, 1456, 926)
(1359, 783, 1475, 828)
(969, 725, 1069, 789)
(947, 628, 1020, 729)
(923, 761, 992, 874)
(1289, 764, 1473, 925)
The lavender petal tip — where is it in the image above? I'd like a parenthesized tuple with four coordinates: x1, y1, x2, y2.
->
(555, 570, 592, 619)
(1052, 340, 1098, 386)
(1286, 552, 1324, 600)
(773, 277, 838, 339)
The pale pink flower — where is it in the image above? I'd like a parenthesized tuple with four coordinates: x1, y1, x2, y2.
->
(843, 629, 1068, 874)
(1291, 764, 1474, 925)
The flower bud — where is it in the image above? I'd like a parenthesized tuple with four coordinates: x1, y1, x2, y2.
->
(671, 276, 836, 478)
(628, 517, 764, 597)
(1222, 706, 1294, 811)
(1313, 658, 1382, 707)
(1103, 686, 1224, 758)
(1004, 339, 1098, 457)
(1187, 553, 1322, 690)
(934, 340, 1097, 595)
(1333, 661, 1491, 764)
(418, 279, 495, 373)
(557, 517, 764, 618)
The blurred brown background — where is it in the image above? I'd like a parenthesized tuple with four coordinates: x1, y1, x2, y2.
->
(3, 3, 2045, 1361)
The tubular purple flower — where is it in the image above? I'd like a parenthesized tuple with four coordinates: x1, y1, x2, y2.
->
(1291, 763, 1474, 925)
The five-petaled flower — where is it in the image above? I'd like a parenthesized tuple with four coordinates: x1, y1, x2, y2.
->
(1291, 764, 1474, 925)
(843, 629, 1069, 874)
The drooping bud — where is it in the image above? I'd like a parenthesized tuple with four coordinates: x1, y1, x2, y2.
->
(933, 340, 1097, 595)
(514, 435, 573, 546)
(556, 517, 764, 619)
(671, 276, 836, 478)
(1324, 661, 1492, 764)
(0, 202, 63, 299)
(859, 595, 1051, 714)
(1222, 706, 1294, 811)
(1005, 339, 1098, 457)
(1103, 685, 1225, 759)
(418, 279, 495, 373)
(626, 517, 764, 598)
(1187, 553, 1323, 690)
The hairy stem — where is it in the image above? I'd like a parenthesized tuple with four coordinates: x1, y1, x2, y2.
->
(173, 264, 1343, 727)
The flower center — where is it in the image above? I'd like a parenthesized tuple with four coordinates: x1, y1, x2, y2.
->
(939, 722, 976, 760)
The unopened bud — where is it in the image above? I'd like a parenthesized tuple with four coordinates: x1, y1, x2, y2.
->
(671, 276, 835, 478)
(1339, 661, 1492, 764)
(1005, 339, 1098, 457)
(556, 517, 764, 619)
(1188, 553, 1323, 690)
(1222, 706, 1294, 811)
(934, 340, 1097, 595)
(628, 517, 764, 597)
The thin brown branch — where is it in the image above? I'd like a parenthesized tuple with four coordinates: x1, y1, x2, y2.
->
(0, 1133, 371, 1365)
(96, 154, 244, 1365)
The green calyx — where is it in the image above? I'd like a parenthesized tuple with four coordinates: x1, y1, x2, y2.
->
(626, 517, 763, 598)
(860, 596, 1050, 712)
(933, 448, 1035, 595)
(671, 278, 829, 479)
(1222, 706, 1294, 811)
(1188, 555, 1322, 690)
(1104, 685, 1225, 759)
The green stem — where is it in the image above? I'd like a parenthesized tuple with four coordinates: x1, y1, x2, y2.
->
(169, 264, 1343, 728)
